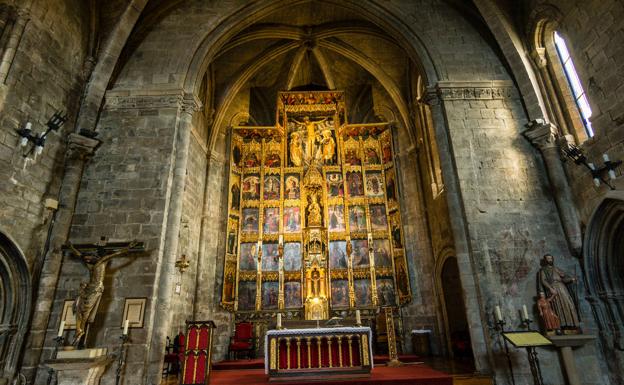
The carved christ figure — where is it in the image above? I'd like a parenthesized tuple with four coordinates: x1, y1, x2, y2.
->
(67, 240, 139, 346)
(292, 116, 329, 160)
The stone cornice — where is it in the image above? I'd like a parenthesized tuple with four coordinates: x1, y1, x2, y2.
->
(66, 133, 101, 160)
(435, 80, 518, 100)
(105, 89, 202, 112)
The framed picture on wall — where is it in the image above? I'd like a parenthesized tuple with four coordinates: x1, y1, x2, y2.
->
(61, 300, 77, 330)
(122, 298, 147, 328)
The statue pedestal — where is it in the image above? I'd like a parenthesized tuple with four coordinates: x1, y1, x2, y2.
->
(548, 335, 596, 385)
(45, 348, 113, 385)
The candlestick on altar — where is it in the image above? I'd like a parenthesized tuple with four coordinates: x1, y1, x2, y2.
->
(277, 313, 282, 329)
(355, 310, 362, 326)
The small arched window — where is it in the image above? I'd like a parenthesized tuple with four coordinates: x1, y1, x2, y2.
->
(553, 31, 594, 137)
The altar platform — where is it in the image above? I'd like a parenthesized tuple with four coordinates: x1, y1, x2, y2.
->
(210, 362, 452, 385)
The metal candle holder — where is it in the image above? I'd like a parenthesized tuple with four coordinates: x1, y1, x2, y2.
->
(497, 319, 516, 385)
(46, 336, 65, 385)
(115, 333, 130, 385)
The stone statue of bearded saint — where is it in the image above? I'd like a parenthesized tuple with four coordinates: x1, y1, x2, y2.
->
(538, 254, 580, 329)
(68, 240, 139, 347)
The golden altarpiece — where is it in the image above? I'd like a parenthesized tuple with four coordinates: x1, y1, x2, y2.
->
(221, 91, 411, 323)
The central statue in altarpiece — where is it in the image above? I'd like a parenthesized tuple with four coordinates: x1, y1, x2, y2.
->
(221, 91, 411, 321)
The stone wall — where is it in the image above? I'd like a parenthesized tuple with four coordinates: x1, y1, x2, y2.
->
(0, 0, 88, 268)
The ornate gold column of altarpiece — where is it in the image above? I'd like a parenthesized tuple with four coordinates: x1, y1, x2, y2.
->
(221, 91, 411, 320)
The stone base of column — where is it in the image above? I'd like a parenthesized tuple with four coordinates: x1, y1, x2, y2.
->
(548, 335, 596, 385)
(45, 348, 113, 385)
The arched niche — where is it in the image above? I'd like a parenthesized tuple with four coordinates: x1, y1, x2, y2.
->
(0, 231, 31, 383)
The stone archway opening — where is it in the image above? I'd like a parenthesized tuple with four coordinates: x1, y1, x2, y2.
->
(0, 232, 31, 384)
(440, 256, 474, 369)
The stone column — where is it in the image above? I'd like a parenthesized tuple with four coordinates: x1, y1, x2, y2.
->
(193, 151, 226, 320)
(145, 94, 200, 384)
(22, 133, 100, 383)
(0, 8, 29, 83)
(523, 119, 582, 254)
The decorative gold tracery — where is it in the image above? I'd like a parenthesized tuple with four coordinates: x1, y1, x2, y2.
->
(221, 91, 411, 317)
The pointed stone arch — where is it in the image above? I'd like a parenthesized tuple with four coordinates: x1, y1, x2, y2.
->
(0, 231, 31, 383)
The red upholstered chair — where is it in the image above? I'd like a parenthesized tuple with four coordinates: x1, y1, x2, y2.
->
(228, 322, 255, 360)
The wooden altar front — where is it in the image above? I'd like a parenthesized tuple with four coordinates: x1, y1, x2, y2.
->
(265, 327, 372, 379)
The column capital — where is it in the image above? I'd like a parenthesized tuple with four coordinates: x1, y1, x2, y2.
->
(66, 133, 101, 160)
(523, 119, 559, 150)
(180, 93, 203, 114)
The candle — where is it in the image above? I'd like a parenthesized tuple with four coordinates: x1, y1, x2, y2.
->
(257, 240, 262, 250)
(355, 310, 361, 325)
(522, 304, 529, 320)
(57, 320, 65, 337)
(495, 306, 502, 322)
(279, 234, 283, 244)
(277, 313, 282, 329)
(123, 319, 130, 335)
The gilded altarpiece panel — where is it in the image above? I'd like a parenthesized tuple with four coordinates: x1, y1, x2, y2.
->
(220, 91, 412, 317)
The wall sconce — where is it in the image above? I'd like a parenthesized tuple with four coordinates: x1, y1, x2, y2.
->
(562, 143, 621, 190)
(16, 111, 67, 157)
(175, 254, 190, 274)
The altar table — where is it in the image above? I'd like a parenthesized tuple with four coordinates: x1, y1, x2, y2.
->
(265, 327, 373, 379)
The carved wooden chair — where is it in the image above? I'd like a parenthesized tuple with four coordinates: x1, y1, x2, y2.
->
(228, 322, 255, 360)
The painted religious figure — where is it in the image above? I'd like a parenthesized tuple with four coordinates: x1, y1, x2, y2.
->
(538, 254, 580, 329)
(328, 205, 346, 232)
(329, 241, 348, 269)
(345, 148, 361, 165)
(283, 242, 302, 271)
(263, 207, 280, 234)
(326, 172, 344, 197)
(242, 208, 259, 233)
(537, 291, 561, 333)
(364, 146, 380, 165)
(230, 175, 240, 210)
(284, 174, 300, 200)
(390, 212, 403, 249)
(370, 205, 388, 231)
(283, 206, 301, 233)
(373, 239, 392, 267)
(263, 175, 281, 200)
(244, 152, 260, 168)
(349, 205, 367, 232)
(377, 279, 396, 306)
(232, 144, 242, 167)
(381, 139, 392, 164)
(263, 282, 279, 309)
(262, 243, 279, 271)
(346, 171, 364, 197)
(289, 131, 304, 166)
(264, 152, 281, 168)
(238, 281, 257, 311)
(239, 243, 257, 271)
(242, 174, 260, 200)
(396, 261, 410, 298)
(223, 266, 236, 303)
(365, 172, 384, 198)
(352, 239, 369, 267)
(385, 168, 397, 203)
(354, 279, 372, 306)
(227, 231, 237, 254)
(285, 281, 302, 308)
(331, 280, 349, 307)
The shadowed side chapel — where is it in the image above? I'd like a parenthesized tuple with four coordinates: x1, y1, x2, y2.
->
(0, 1, 623, 385)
